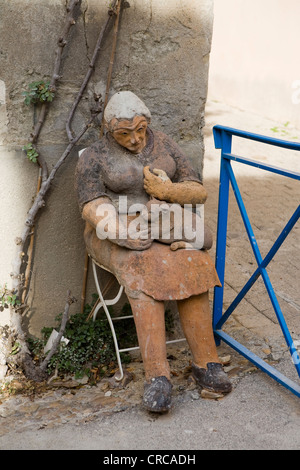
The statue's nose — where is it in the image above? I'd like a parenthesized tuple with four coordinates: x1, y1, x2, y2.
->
(131, 133, 138, 143)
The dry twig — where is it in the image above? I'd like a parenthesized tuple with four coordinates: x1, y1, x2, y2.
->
(40, 291, 77, 372)
(30, 0, 81, 181)
(100, 0, 122, 137)
(66, 0, 118, 141)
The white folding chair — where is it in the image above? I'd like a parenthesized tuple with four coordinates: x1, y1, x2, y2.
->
(90, 256, 137, 381)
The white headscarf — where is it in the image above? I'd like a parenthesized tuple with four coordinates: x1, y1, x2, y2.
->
(104, 91, 151, 126)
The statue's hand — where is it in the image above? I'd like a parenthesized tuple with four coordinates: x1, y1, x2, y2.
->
(143, 166, 172, 200)
(112, 219, 153, 251)
(144, 166, 208, 206)
(151, 168, 171, 182)
(116, 237, 153, 251)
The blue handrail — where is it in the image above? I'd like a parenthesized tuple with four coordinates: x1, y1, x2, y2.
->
(214, 124, 300, 151)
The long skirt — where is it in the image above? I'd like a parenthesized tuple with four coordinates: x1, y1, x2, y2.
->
(84, 224, 221, 301)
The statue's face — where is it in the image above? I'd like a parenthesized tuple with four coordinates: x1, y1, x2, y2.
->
(111, 116, 148, 154)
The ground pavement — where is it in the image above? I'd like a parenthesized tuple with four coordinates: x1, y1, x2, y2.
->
(0, 101, 299, 450)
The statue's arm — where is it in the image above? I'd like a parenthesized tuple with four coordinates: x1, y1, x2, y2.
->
(82, 197, 113, 229)
(143, 166, 207, 206)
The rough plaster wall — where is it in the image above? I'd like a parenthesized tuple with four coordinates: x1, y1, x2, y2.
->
(0, 0, 213, 335)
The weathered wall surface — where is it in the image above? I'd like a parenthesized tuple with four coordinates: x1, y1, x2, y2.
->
(208, 0, 300, 129)
(0, 0, 213, 335)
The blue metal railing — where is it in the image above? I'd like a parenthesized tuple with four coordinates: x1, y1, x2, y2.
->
(212, 125, 300, 398)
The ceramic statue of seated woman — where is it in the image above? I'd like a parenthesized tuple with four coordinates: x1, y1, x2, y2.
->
(75, 91, 231, 413)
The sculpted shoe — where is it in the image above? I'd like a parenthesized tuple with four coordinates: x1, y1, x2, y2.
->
(192, 362, 232, 394)
(143, 376, 173, 413)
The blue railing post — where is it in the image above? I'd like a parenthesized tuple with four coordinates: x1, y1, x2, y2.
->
(212, 128, 232, 333)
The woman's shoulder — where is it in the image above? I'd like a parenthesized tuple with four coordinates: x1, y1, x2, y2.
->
(79, 137, 109, 162)
(152, 128, 185, 158)
(151, 128, 172, 142)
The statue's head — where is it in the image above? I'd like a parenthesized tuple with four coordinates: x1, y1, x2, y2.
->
(104, 91, 151, 154)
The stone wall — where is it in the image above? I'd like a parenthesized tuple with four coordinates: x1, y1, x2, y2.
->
(0, 0, 213, 335)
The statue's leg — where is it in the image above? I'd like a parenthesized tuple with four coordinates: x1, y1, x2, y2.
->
(128, 293, 172, 412)
(128, 293, 170, 381)
(177, 292, 232, 393)
(177, 291, 219, 368)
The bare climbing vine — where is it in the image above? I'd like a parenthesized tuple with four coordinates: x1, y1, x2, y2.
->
(4, 0, 124, 382)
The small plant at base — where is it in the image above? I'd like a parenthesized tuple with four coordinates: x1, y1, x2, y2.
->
(0, 284, 20, 311)
(22, 143, 39, 164)
(27, 296, 136, 380)
(22, 80, 55, 106)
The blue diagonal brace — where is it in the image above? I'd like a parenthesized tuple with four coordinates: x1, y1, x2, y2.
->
(215, 330, 300, 397)
(216, 204, 300, 330)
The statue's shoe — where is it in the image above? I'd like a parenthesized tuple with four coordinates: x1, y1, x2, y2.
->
(143, 376, 173, 413)
(192, 362, 232, 394)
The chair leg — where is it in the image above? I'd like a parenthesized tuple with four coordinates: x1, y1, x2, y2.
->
(92, 261, 124, 381)
(92, 285, 124, 321)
